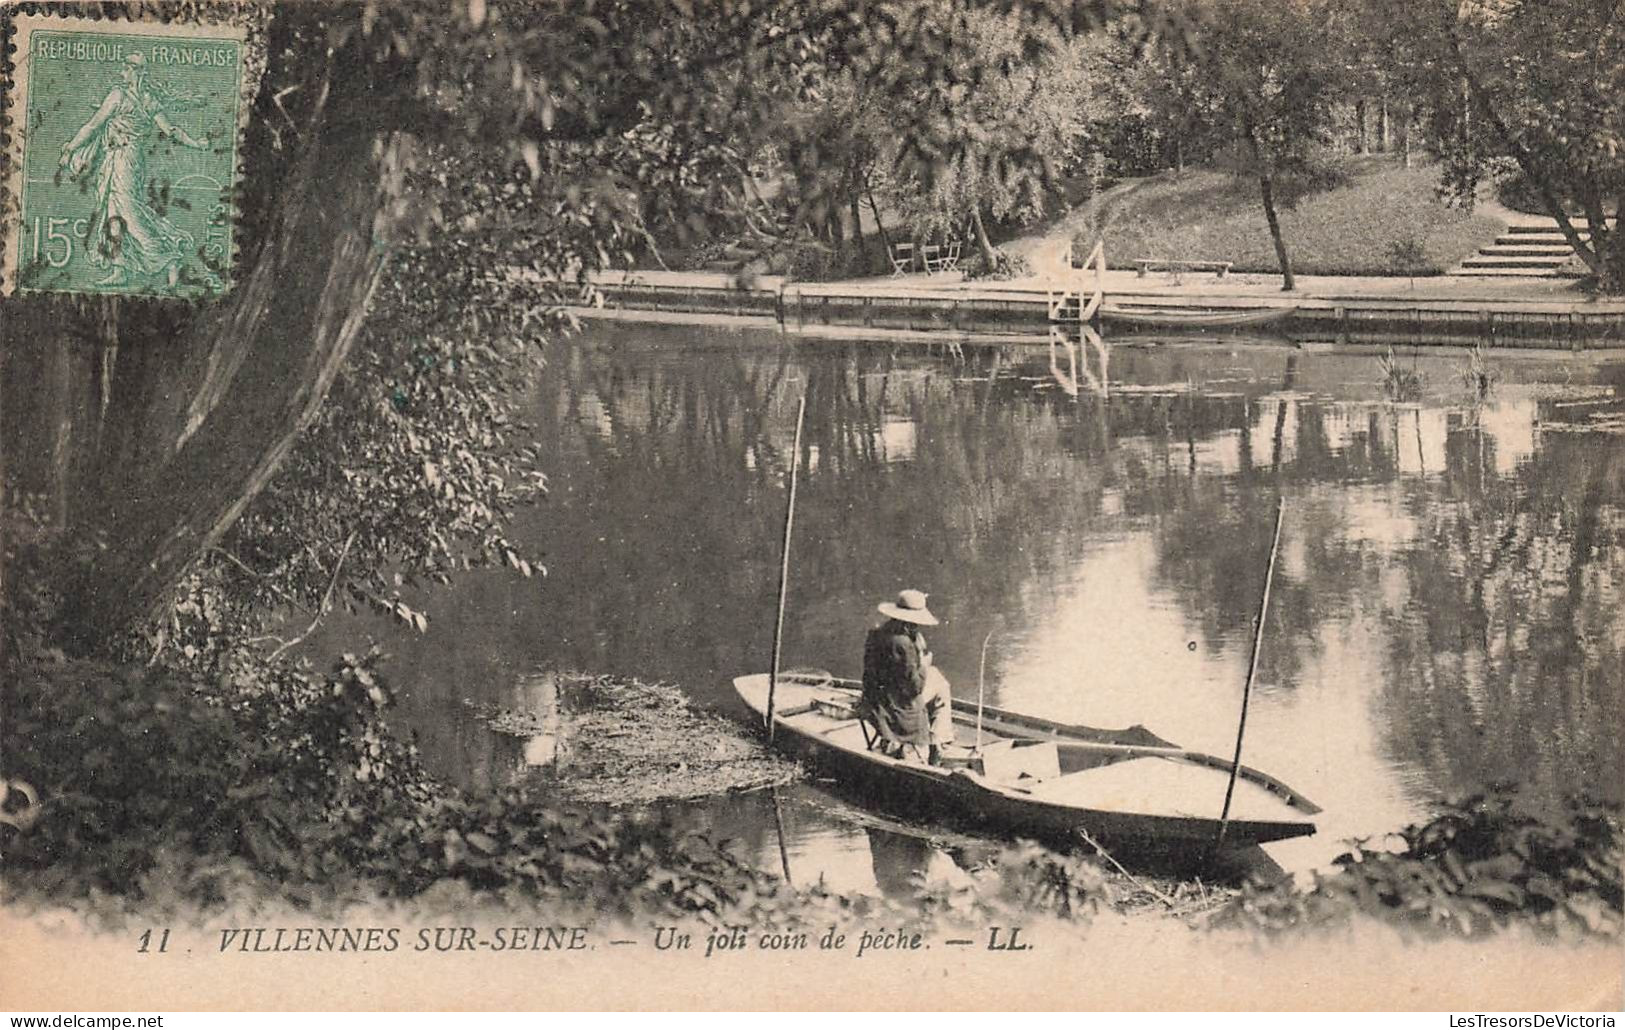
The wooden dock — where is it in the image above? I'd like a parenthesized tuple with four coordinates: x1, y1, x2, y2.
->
(540, 269, 1625, 350)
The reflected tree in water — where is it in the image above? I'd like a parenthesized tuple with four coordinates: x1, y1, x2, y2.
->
(1379, 427, 1624, 809)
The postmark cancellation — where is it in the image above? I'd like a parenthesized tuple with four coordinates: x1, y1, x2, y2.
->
(2, 12, 247, 299)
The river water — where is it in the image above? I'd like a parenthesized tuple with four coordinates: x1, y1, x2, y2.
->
(327, 321, 1625, 893)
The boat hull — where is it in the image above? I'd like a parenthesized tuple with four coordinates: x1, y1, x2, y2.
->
(1099, 305, 1299, 331)
(734, 673, 1318, 858)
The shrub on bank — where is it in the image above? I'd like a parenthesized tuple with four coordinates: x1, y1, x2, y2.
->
(1218, 792, 1623, 939)
(963, 247, 1032, 281)
(0, 651, 1105, 928)
(1069, 158, 1505, 278)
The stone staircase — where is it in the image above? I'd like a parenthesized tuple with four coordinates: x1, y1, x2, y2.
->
(1451, 217, 1612, 278)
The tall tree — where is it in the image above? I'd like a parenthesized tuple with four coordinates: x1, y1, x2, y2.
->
(1419, 0, 1625, 292)
(883, 4, 1097, 266)
(1147, 0, 1340, 291)
(1111, 21, 1221, 174)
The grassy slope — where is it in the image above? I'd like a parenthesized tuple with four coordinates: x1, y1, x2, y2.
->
(1072, 157, 1506, 277)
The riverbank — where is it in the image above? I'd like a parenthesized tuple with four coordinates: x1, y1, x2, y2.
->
(469, 672, 800, 805)
(545, 266, 1625, 349)
(458, 669, 1247, 912)
(456, 671, 1616, 937)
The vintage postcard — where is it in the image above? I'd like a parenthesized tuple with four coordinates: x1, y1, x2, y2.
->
(1, 0, 1621, 1016)
(2, 13, 245, 298)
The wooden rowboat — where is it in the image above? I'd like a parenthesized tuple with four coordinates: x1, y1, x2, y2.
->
(1099, 305, 1299, 331)
(734, 671, 1320, 855)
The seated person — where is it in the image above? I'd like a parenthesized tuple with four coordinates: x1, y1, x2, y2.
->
(859, 589, 954, 765)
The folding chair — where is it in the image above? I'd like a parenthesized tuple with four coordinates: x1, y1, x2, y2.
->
(888, 241, 915, 276)
(940, 240, 962, 273)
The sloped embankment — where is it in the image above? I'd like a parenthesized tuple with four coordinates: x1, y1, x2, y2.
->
(1058, 157, 1506, 277)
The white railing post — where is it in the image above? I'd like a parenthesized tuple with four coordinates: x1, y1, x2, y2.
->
(1078, 239, 1105, 323)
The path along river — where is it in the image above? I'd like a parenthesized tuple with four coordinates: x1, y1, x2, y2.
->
(317, 321, 1625, 893)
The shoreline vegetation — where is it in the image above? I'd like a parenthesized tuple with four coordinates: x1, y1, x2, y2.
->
(3, 653, 1618, 942)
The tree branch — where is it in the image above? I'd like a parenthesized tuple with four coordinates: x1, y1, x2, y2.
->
(207, 547, 314, 615)
(266, 531, 356, 662)
(1442, 11, 1603, 275)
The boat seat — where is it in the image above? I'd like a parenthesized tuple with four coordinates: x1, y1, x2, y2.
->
(971, 739, 1060, 784)
(811, 697, 857, 719)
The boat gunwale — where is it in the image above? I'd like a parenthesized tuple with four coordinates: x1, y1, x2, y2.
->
(1098, 305, 1300, 329)
(763, 673, 1321, 817)
(737, 674, 1322, 838)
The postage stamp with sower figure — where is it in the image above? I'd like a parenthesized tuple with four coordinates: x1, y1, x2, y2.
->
(3, 14, 247, 299)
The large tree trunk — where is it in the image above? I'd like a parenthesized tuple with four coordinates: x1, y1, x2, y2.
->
(864, 174, 891, 255)
(1400, 102, 1413, 168)
(58, 128, 404, 652)
(972, 207, 997, 267)
(1259, 174, 1294, 292)
(1249, 131, 1294, 292)
(1598, 219, 1624, 295)
(1, 344, 8, 705)
(2, 10, 416, 655)
(1355, 98, 1368, 154)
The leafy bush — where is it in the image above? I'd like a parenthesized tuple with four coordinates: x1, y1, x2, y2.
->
(6, 649, 1616, 943)
(2, 649, 423, 900)
(963, 247, 1032, 281)
(1493, 163, 1554, 217)
(1386, 233, 1429, 287)
(4, 599, 1612, 943)
(1217, 792, 1623, 940)
(781, 238, 875, 281)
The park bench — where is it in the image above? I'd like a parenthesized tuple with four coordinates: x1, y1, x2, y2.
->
(888, 242, 916, 276)
(1136, 258, 1232, 279)
(922, 240, 962, 274)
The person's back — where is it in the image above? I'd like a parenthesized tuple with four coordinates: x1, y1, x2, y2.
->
(860, 590, 953, 764)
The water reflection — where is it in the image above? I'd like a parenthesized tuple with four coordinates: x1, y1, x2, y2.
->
(315, 323, 1624, 880)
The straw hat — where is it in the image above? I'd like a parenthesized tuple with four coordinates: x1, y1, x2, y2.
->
(877, 589, 939, 626)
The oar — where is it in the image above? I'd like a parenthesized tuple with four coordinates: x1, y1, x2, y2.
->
(1215, 496, 1286, 850)
(765, 391, 807, 742)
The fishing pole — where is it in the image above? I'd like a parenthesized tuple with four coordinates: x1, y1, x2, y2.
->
(1215, 496, 1286, 850)
(765, 391, 807, 742)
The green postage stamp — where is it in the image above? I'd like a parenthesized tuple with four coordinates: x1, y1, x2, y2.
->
(3, 14, 248, 299)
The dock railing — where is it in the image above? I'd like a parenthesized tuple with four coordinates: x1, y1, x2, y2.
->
(1049, 238, 1106, 324)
